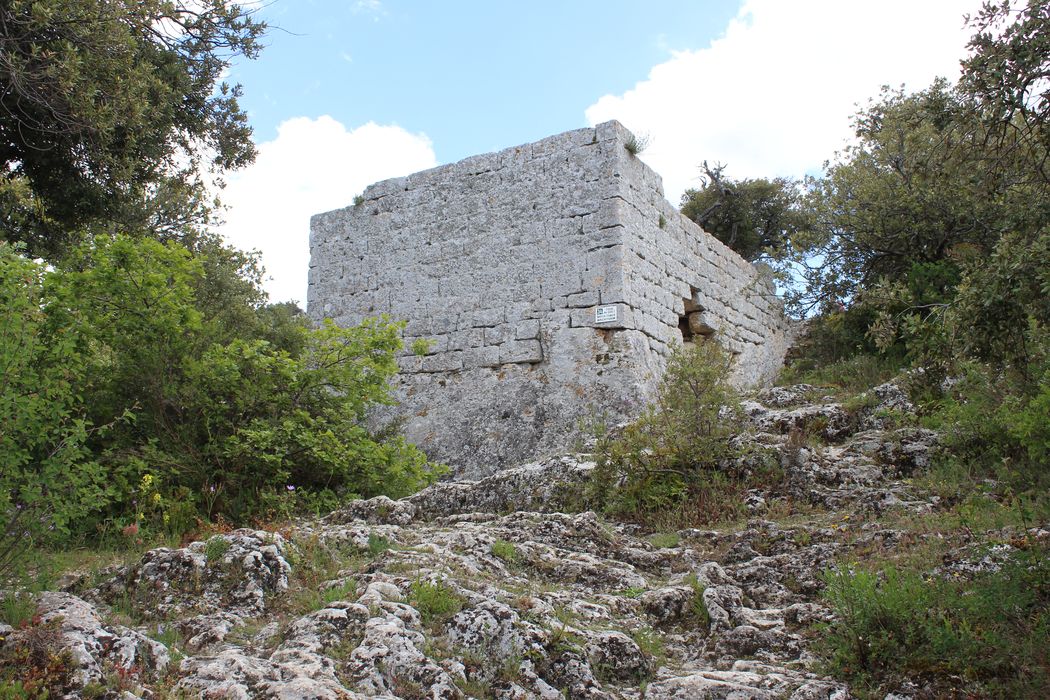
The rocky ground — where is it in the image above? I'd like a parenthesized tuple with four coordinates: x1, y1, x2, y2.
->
(2, 383, 1042, 699)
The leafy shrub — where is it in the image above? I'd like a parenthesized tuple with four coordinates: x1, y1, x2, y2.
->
(818, 549, 1050, 698)
(0, 245, 104, 570)
(2, 236, 443, 546)
(684, 574, 711, 629)
(923, 358, 1050, 510)
(410, 579, 465, 623)
(490, 540, 519, 563)
(589, 341, 775, 527)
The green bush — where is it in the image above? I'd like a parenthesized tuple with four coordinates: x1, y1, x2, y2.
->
(589, 341, 775, 527)
(409, 579, 465, 623)
(490, 539, 519, 563)
(2, 236, 442, 546)
(684, 573, 711, 629)
(818, 549, 1050, 698)
(0, 245, 104, 574)
(923, 358, 1050, 508)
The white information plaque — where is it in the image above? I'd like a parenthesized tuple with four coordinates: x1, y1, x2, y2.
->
(594, 305, 618, 323)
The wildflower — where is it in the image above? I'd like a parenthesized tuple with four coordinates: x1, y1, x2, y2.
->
(286, 485, 296, 492)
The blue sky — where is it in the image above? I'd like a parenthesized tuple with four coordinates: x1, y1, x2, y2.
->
(230, 1, 741, 161)
(216, 0, 985, 305)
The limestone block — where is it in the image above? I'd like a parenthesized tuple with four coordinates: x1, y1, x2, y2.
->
(565, 290, 600, 308)
(419, 353, 464, 373)
(540, 271, 585, 298)
(484, 323, 513, 346)
(499, 339, 543, 364)
(468, 346, 501, 368)
(688, 312, 718, 336)
(515, 319, 541, 341)
(568, 304, 629, 330)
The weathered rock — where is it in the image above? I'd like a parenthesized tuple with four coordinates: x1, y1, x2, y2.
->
(585, 631, 651, 683)
(34, 592, 168, 686)
(96, 530, 291, 622)
(407, 456, 595, 520)
(2, 385, 984, 699)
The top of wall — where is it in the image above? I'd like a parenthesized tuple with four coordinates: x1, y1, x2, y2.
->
(311, 121, 632, 234)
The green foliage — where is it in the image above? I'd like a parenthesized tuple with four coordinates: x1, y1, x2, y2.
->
(320, 580, 358, 607)
(647, 532, 680, 549)
(589, 341, 772, 527)
(490, 539, 519, 563)
(409, 579, 465, 623)
(922, 359, 1050, 506)
(1, 236, 441, 544)
(790, 10, 1049, 364)
(818, 549, 1050, 698)
(684, 574, 711, 629)
(410, 337, 434, 356)
(624, 133, 649, 155)
(780, 338, 901, 397)
(782, 303, 891, 371)
(942, 229, 1050, 372)
(0, 245, 104, 567)
(204, 537, 231, 563)
(367, 532, 393, 556)
(681, 164, 809, 262)
(794, 80, 1027, 313)
(0, 593, 36, 628)
(0, 0, 265, 259)
(959, 0, 1050, 190)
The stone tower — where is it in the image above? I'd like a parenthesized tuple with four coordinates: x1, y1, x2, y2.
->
(309, 121, 791, 477)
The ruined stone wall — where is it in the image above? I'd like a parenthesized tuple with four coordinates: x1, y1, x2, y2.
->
(309, 121, 791, 476)
(607, 121, 793, 386)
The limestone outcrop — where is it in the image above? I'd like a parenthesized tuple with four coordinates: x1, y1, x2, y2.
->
(6, 385, 1037, 699)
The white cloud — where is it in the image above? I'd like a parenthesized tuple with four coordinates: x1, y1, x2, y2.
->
(216, 116, 436, 304)
(585, 0, 985, 203)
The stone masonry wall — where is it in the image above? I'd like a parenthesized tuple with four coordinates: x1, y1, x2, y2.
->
(309, 121, 791, 477)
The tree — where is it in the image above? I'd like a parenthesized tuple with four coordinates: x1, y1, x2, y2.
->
(791, 80, 1047, 315)
(0, 0, 265, 259)
(960, 0, 1049, 184)
(0, 244, 103, 564)
(680, 163, 808, 262)
(791, 2, 1050, 373)
(1, 227, 443, 546)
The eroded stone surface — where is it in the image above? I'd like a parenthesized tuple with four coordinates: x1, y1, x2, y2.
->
(10, 386, 1031, 699)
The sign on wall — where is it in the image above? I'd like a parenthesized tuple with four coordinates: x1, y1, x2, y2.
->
(595, 305, 619, 323)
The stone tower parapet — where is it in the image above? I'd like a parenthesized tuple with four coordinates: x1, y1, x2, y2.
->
(309, 121, 791, 476)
